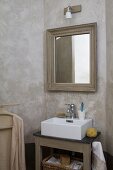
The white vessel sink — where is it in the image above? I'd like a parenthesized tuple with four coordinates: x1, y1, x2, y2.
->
(41, 117, 92, 140)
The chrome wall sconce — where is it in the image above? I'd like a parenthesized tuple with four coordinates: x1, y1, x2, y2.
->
(64, 5, 82, 19)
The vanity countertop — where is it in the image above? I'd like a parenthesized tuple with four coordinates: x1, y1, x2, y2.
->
(33, 131, 101, 144)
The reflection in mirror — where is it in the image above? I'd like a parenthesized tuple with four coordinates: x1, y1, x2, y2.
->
(72, 34, 90, 84)
(47, 23, 97, 91)
(55, 36, 72, 83)
(55, 34, 90, 84)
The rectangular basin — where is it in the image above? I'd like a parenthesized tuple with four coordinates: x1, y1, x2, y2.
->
(41, 117, 92, 140)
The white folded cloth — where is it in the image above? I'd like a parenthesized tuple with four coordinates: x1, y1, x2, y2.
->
(92, 142, 107, 170)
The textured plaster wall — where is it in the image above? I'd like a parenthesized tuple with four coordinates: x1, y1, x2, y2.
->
(0, 0, 107, 149)
(106, 0, 113, 155)
(0, 0, 45, 142)
(44, 0, 107, 149)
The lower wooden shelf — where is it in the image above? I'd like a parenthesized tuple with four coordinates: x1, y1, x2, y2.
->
(33, 131, 100, 170)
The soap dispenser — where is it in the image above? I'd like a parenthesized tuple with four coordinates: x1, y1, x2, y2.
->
(78, 102, 86, 120)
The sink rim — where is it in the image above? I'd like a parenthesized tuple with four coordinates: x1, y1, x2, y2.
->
(41, 117, 92, 127)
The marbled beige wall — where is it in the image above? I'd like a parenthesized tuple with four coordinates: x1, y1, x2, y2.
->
(0, 0, 46, 142)
(44, 0, 107, 149)
(0, 0, 107, 150)
(106, 0, 113, 155)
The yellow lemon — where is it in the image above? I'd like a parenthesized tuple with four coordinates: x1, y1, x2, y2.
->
(86, 128, 97, 137)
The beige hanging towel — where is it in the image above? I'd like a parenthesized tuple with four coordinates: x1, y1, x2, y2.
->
(0, 108, 26, 170)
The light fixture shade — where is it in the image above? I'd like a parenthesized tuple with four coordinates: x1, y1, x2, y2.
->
(66, 11, 72, 18)
(65, 6, 72, 19)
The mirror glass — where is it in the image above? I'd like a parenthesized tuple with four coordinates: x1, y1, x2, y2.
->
(55, 34, 90, 84)
(47, 23, 97, 92)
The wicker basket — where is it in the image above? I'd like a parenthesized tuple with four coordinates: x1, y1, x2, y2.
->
(42, 156, 83, 170)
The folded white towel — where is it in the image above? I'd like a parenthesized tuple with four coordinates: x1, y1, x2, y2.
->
(92, 142, 107, 170)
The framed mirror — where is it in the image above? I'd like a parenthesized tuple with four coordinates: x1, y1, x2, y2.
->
(46, 23, 97, 92)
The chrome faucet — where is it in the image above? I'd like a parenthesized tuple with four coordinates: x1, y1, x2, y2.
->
(65, 104, 76, 119)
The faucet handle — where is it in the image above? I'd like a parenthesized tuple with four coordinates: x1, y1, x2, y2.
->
(70, 104, 75, 107)
(70, 104, 75, 109)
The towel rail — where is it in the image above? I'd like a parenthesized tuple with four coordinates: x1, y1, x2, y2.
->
(0, 113, 13, 116)
(0, 126, 13, 130)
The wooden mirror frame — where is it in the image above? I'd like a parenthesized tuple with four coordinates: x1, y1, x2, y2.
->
(46, 23, 97, 92)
